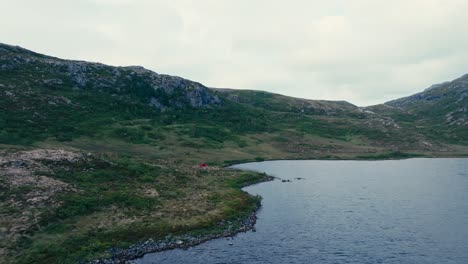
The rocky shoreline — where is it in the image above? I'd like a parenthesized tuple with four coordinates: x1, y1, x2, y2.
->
(84, 203, 261, 264)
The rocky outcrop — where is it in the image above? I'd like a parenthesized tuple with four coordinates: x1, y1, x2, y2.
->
(0, 43, 221, 110)
(446, 107, 468, 126)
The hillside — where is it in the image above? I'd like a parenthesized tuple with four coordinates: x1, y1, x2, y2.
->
(1, 43, 467, 264)
(367, 74, 468, 145)
(215, 88, 359, 116)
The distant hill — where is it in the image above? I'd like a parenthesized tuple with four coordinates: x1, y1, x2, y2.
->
(0, 42, 424, 151)
(367, 74, 468, 144)
(214, 88, 359, 116)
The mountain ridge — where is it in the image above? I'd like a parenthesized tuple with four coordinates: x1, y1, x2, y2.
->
(2, 42, 467, 148)
(0, 43, 222, 109)
(1, 43, 363, 110)
(3, 42, 467, 111)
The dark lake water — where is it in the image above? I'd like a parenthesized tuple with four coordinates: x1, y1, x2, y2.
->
(135, 158, 468, 264)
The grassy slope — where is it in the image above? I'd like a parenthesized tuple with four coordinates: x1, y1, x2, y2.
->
(368, 75, 468, 145)
(1, 44, 467, 264)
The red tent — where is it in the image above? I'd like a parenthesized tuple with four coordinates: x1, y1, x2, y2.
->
(198, 163, 208, 168)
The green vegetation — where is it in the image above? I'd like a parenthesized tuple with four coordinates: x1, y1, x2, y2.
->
(6, 155, 270, 264)
(356, 151, 426, 160)
(1, 43, 467, 264)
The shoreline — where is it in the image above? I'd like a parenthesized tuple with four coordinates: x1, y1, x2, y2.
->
(85, 204, 261, 264)
(92, 157, 468, 263)
(84, 155, 468, 264)
(222, 152, 468, 167)
(85, 175, 272, 264)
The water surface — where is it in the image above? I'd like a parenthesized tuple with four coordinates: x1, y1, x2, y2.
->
(136, 158, 468, 264)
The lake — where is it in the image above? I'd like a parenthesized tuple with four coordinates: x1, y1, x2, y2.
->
(135, 158, 468, 264)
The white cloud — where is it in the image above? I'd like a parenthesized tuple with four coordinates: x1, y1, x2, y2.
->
(1, 0, 468, 105)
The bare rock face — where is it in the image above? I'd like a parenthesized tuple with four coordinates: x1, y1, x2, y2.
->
(145, 73, 222, 109)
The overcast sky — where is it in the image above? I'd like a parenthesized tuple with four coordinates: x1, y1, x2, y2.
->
(2, 0, 468, 106)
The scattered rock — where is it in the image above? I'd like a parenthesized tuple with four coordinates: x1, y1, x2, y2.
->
(142, 188, 159, 197)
